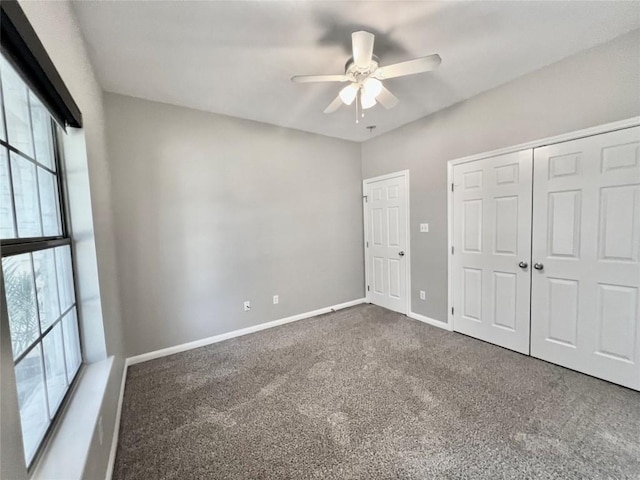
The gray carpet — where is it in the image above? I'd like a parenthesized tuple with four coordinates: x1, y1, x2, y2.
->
(113, 304, 640, 480)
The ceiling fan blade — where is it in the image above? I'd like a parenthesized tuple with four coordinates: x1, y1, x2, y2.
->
(376, 85, 399, 109)
(291, 74, 348, 83)
(323, 95, 343, 114)
(352, 31, 375, 69)
(375, 54, 441, 80)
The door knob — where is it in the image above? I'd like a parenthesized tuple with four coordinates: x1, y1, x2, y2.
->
(398, 251, 405, 257)
(518, 261, 528, 269)
(534, 262, 544, 270)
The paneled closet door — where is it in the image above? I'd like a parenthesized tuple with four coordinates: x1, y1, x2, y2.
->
(452, 150, 533, 355)
(531, 126, 640, 390)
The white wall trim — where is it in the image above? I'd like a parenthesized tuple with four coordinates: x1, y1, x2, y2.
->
(126, 298, 366, 366)
(448, 116, 640, 167)
(408, 311, 453, 331)
(405, 172, 412, 316)
(447, 160, 454, 329)
(362, 169, 410, 184)
(446, 117, 640, 334)
(363, 170, 411, 315)
(362, 191, 369, 308)
(104, 364, 127, 480)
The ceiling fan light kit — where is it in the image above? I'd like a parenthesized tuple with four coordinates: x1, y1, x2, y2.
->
(339, 84, 358, 105)
(363, 78, 383, 98)
(291, 30, 441, 123)
(360, 91, 377, 110)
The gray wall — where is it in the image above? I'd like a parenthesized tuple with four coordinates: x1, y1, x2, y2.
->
(361, 29, 640, 323)
(104, 93, 364, 357)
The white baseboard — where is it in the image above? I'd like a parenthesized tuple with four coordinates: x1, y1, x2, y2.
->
(408, 311, 453, 331)
(105, 362, 128, 480)
(126, 298, 366, 367)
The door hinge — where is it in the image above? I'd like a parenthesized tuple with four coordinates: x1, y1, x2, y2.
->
(366, 241, 369, 248)
(451, 307, 454, 315)
(451, 246, 454, 254)
(367, 285, 370, 292)
(451, 183, 454, 192)
(363, 195, 368, 202)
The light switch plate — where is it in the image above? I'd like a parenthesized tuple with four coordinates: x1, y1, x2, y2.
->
(420, 223, 429, 233)
(420, 290, 426, 300)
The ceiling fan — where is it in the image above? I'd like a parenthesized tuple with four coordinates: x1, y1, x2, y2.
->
(291, 31, 441, 122)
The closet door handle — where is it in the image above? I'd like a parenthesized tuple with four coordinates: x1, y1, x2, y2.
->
(534, 262, 544, 270)
(518, 261, 528, 269)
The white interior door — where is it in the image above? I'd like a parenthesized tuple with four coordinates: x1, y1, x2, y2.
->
(531, 126, 640, 390)
(364, 172, 409, 314)
(452, 150, 533, 354)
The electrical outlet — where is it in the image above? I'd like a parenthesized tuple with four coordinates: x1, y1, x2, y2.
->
(243, 301, 251, 311)
(420, 290, 426, 300)
(273, 295, 279, 305)
(98, 416, 104, 445)
(420, 223, 429, 233)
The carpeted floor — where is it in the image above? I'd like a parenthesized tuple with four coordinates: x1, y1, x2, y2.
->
(113, 304, 640, 480)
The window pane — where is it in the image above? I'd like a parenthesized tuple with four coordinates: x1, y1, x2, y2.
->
(62, 308, 81, 378)
(2, 254, 39, 359)
(29, 92, 54, 170)
(55, 246, 75, 311)
(11, 153, 42, 237)
(37, 167, 61, 236)
(15, 345, 49, 465)
(1, 58, 34, 157)
(43, 324, 67, 413)
(33, 249, 60, 331)
(0, 147, 15, 238)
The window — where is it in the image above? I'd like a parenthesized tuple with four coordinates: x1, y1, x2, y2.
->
(0, 55, 82, 467)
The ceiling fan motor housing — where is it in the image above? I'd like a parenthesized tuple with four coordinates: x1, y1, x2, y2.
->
(345, 55, 380, 83)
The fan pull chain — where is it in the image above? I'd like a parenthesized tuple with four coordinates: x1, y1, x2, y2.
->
(355, 90, 360, 124)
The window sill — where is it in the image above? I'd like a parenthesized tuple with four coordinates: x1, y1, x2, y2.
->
(31, 356, 113, 480)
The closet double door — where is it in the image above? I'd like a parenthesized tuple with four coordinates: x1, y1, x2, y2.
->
(452, 149, 533, 355)
(452, 126, 640, 390)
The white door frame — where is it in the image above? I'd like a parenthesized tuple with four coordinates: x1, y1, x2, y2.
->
(363, 170, 411, 315)
(447, 116, 640, 331)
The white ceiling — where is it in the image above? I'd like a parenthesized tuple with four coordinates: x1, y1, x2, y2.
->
(73, 1, 640, 143)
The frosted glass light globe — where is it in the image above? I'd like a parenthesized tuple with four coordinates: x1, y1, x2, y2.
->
(363, 78, 383, 98)
(339, 84, 358, 105)
(361, 93, 377, 109)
